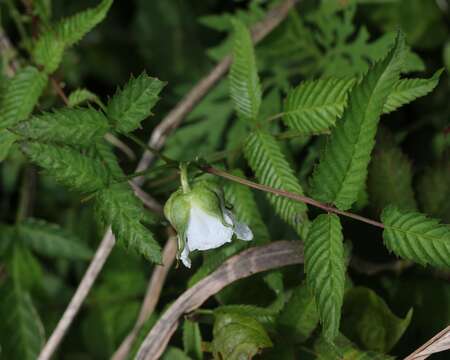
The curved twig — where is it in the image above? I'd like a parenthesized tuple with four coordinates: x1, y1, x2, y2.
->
(112, 234, 177, 360)
(37, 2, 297, 359)
(136, 241, 304, 360)
(404, 325, 450, 360)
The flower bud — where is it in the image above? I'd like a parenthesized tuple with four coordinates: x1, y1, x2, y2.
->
(164, 179, 253, 268)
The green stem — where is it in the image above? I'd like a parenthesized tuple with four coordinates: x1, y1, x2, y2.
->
(124, 133, 177, 165)
(180, 162, 190, 193)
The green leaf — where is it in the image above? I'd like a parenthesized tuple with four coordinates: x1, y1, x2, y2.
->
(282, 71, 440, 135)
(95, 183, 162, 263)
(283, 77, 355, 134)
(315, 334, 395, 360)
(212, 313, 272, 360)
(383, 69, 443, 113)
(33, 31, 65, 74)
(22, 142, 110, 193)
(14, 108, 110, 146)
(18, 218, 92, 260)
(107, 72, 165, 134)
(183, 320, 203, 360)
(0, 282, 45, 360)
(68, 88, 103, 108)
(215, 305, 278, 327)
(224, 169, 270, 243)
(229, 20, 261, 122)
(381, 205, 450, 268)
(417, 158, 450, 223)
(342, 287, 412, 352)
(7, 243, 43, 290)
(0, 66, 47, 129)
(54, 0, 113, 47)
(310, 33, 405, 210)
(162, 347, 193, 360)
(244, 129, 307, 235)
(304, 214, 345, 341)
(368, 138, 417, 214)
(277, 283, 319, 342)
(0, 129, 17, 161)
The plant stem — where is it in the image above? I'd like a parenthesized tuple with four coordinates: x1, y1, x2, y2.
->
(124, 133, 177, 165)
(179, 163, 190, 193)
(201, 165, 385, 229)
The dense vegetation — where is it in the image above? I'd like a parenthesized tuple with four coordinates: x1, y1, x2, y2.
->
(0, 0, 449, 359)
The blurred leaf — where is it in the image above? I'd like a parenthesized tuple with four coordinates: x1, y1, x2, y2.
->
(368, 136, 417, 214)
(0, 129, 17, 161)
(107, 72, 165, 134)
(162, 347, 193, 360)
(68, 88, 103, 108)
(212, 312, 272, 360)
(183, 320, 203, 360)
(342, 287, 412, 352)
(0, 66, 47, 129)
(0, 282, 45, 360)
(277, 283, 319, 342)
(417, 158, 450, 223)
(381, 206, 450, 268)
(33, 32, 65, 74)
(18, 218, 92, 260)
(315, 333, 395, 360)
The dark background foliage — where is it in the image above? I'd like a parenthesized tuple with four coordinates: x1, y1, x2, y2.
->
(0, 0, 449, 359)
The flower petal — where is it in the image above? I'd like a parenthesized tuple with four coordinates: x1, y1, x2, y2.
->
(180, 243, 191, 268)
(234, 221, 253, 241)
(186, 205, 233, 251)
(223, 208, 253, 241)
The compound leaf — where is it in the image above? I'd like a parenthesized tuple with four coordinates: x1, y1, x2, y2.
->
(310, 33, 405, 210)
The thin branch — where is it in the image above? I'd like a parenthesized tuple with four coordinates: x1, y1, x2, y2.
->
(136, 241, 304, 360)
(112, 234, 178, 360)
(0, 26, 20, 76)
(38, 1, 297, 358)
(203, 166, 385, 229)
(349, 256, 412, 276)
(404, 325, 450, 360)
(135, 0, 298, 177)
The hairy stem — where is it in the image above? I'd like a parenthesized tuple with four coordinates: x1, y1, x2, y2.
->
(202, 165, 385, 229)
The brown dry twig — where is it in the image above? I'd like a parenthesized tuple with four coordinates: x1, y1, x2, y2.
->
(404, 325, 450, 360)
(136, 240, 304, 360)
(112, 234, 177, 360)
(38, 1, 297, 358)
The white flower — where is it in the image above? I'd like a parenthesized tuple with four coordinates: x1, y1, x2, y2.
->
(164, 178, 253, 268)
(180, 205, 253, 268)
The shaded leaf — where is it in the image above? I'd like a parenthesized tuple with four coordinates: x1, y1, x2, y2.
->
(18, 218, 92, 260)
(342, 287, 413, 352)
(381, 206, 450, 268)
